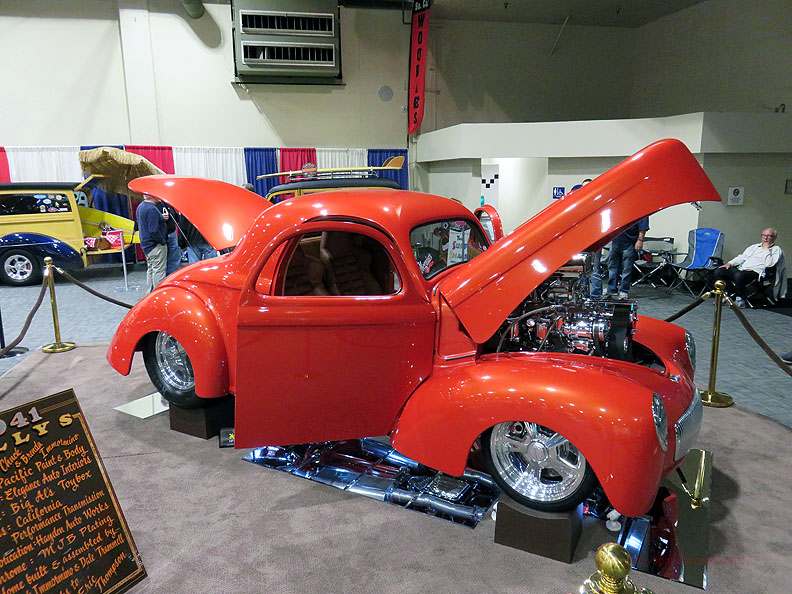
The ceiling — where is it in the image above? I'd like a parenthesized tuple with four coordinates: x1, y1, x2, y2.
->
(420, 0, 707, 28)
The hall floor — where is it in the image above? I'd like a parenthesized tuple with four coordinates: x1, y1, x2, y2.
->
(1, 262, 790, 427)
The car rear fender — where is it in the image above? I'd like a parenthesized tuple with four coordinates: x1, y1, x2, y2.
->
(1, 233, 85, 269)
(390, 353, 666, 517)
(107, 286, 229, 399)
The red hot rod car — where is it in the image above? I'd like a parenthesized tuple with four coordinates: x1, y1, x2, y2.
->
(108, 139, 719, 517)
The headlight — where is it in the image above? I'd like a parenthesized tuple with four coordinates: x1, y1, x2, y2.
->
(685, 331, 696, 374)
(652, 393, 668, 452)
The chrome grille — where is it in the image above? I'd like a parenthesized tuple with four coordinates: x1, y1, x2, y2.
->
(675, 390, 703, 460)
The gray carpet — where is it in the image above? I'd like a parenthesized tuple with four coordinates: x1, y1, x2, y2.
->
(1, 345, 790, 594)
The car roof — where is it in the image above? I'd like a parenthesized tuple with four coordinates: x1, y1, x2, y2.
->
(256, 188, 476, 238)
(0, 182, 79, 191)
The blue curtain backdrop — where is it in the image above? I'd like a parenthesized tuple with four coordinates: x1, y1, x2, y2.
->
(244, 148, 278, 197)
(80, 145, 130, 263)
(367, 148, 408, 190)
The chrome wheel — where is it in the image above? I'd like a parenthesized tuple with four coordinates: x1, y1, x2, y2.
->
(2, 250, 38, 285)
(5, 253, 33, 282)
(154, 332, 195, 391)
(487, 422, 589, 505)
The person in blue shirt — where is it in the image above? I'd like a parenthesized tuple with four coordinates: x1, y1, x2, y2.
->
(605, 217, 649, 299)
(137, 195, 168, 293)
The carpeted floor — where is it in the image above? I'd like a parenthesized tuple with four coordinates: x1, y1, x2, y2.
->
(1, 345, 790, 594)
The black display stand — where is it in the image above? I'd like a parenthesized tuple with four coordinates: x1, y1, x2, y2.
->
(169, 395, 234, 439)
(494, 498, 583, 563)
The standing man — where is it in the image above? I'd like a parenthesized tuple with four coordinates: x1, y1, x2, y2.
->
(178, 213, 218, 264)
(163, 203, 181, 276)
(712, 227, 784, 307)
(137, 195, 168, 293)
(606, 217, 649, 299)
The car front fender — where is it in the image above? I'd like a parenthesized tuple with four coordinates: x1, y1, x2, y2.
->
(107, 285, 229, 399)
(390, 352, 671, 517)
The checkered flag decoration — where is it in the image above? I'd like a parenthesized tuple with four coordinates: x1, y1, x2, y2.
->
(480, 165, 499, 208)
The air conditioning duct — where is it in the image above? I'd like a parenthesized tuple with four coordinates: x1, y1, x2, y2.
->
(231, 0, 342, 84)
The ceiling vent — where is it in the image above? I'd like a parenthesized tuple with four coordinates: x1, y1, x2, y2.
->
(232, 0, 342, 84)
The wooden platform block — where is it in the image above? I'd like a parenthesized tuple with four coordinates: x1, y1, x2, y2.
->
(493, 498, 583, 563)
(169, 395, 234, 439)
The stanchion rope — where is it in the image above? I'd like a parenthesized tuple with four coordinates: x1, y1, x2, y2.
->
(0, 272, 49, 358)
(664, 295, 706, 323)
(0, 266, 134, 359)
(664, 291, 791, 378)
(53, 266, 134, 309)
(725, 300, 792, 378)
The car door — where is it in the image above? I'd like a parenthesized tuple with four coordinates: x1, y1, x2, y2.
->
(234, 221, 436, 448)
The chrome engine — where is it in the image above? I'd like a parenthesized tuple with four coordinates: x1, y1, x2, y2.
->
(488, 253, 638, 361)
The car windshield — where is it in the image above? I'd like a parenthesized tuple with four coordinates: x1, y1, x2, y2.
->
(410, 219, 488, 278)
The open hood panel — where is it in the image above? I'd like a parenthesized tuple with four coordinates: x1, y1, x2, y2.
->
(128, 176, 271, 250)
(438, 139, 721, 344)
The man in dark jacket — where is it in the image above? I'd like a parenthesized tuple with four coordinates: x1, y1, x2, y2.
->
(137, 195, 168, 292)
(606, 217, 649, 299)
(163, 203, 181, 276)
(178, 214, 218, 264)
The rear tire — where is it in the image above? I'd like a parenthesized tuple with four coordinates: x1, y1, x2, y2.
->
(142, 332, 204, 408)
(1, 249, 42, 286)
(482, 421, 597, 512)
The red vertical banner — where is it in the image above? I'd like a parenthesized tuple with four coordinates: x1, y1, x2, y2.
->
(408, 0, 432, 135)
(0, 147, 10, 182)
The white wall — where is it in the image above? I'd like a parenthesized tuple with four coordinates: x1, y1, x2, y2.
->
(698, 153, 791, 263)
(424, 20, 634, 132)
(631, 0, 792, 117)
(416, 159, 481, 212)
(3, 1, 790, 146)
(0, 0, 130, 145)
(482, 158, 548, 234)
(0, 1, 410, 148)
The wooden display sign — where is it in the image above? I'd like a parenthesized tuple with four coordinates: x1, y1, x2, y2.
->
(0, 389, 145, 594)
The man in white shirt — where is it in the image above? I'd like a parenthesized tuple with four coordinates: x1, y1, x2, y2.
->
(712, 227, 784, 307)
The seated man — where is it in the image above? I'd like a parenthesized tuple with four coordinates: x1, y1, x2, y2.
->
(712, 227, 784, 307)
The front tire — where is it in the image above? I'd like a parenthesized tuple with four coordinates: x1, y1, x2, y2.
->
(1, 249, 42, 286)
(482, 422, 597, 512)
(142, 332, 204, 408)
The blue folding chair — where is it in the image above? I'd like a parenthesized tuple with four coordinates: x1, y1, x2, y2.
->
(667, 228, 724, 297)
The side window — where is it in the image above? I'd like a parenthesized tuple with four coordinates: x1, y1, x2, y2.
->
(277, 231, 400, 297)
(74, 191, 90, 207)
(0, 193, 72, 216)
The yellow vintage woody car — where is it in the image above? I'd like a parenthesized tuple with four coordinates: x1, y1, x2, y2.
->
(0, 177, 138, 285)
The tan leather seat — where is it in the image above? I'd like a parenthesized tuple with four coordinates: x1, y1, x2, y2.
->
(320, 232, 384, 296)
(283, 237, 329, 296)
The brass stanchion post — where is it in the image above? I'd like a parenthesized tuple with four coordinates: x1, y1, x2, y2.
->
(42, 257, 76, 353)
(700, 280, 733, 407)
(579, 543, 654, 593)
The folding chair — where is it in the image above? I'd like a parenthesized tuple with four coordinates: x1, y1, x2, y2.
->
(667, 228, 724, 297)
(744, 252, 786, 307)
(632, 236, 676, 288)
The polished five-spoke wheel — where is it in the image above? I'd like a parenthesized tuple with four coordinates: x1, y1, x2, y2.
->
(483, 421, 596, 512)
(1, 249, 41, 286)
(143, 331, 204, 408)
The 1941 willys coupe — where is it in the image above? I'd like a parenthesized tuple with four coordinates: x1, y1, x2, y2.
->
(108, 139, 720, 517)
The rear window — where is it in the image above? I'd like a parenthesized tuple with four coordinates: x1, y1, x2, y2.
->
(0, 193, 72, 216)
(410, 219, 488, 278)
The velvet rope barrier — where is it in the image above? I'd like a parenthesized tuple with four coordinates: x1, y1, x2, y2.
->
(53, 266, 134, 309)
(664, 295, 706, 323)
(0, 273, 49, 358)
(726, 299, 792, 378)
